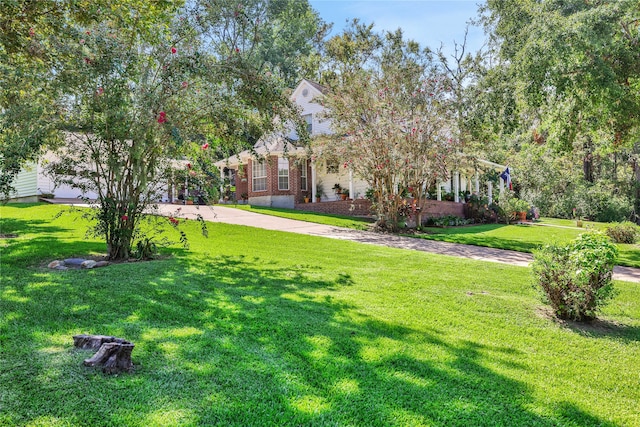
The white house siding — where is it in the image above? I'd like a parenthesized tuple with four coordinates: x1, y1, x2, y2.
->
(9, 162, 38, 202)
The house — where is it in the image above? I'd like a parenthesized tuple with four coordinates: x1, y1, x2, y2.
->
(214, 79, 368, 208)
(215, 79, 509, 212)
(5, 157, 99, 202)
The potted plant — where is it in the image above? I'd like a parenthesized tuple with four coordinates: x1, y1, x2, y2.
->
(303, 195, 310, 203)
(332, 183, 342, 195)
(340, 187, 349, 200)
(511, 198, 529, 221)
(315, 184, 324, 202)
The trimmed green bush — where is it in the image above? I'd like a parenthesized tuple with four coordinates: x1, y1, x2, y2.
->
(605, 221, 640, 244)
(532, 233, 618, 321)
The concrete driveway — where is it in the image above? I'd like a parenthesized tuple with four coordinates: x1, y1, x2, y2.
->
(156, 204, 640, 283)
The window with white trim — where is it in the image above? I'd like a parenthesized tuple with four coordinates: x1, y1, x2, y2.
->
(303, 114, 313, 134)
(300, 160, 308, 190)
(252, 160, 267, 192)
(278, 158, 289, 190)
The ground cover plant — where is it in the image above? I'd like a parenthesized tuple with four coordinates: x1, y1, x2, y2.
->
(1, 204, 640, 426)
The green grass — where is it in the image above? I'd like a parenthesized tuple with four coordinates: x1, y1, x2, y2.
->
(228, 204, 373, 230)
(2, 204, 640, 426)
(225, 206, 640, 268)
(413, 219, 640, 268)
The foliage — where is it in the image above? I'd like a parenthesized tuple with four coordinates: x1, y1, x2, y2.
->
(28, 2, 315, 260)
(464, 194, 499, 223)
(480, 0, 640, 222)
(425, 215, 472, 227)
(605, 221, 640, 244)
(318, 22, 454, 231)
(532, 233, 618, 321)
(0, 0, 182, 198)
(496, 191, 529, 223)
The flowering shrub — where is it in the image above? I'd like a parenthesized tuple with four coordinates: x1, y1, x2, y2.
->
(532, 233, 618, 321)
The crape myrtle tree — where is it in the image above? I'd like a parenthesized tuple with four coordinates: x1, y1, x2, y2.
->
(0, 0, 180, 198)
(45, 1, 309, 260)
(318, 22, 454, 230)
(480, 0, 640, 220)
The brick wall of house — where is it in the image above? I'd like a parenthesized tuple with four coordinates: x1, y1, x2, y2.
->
(247, 156, 312, 203)
(294, 199, 465, 219)
(294, 199, 373, 217)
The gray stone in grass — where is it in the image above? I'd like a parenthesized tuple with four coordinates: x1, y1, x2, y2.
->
(64, 258, 87, 266)
(94, 261, 110, 268)
(55, 265, 69, 270)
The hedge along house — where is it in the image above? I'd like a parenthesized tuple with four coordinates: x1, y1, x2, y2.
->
(215, 79, 510, 213)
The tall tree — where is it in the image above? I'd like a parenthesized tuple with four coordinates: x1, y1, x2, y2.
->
(481, 0, 640, 218)
(319, 23, 453, 230)
(40, 2, 304, 260)
(0, 1, 181, 198)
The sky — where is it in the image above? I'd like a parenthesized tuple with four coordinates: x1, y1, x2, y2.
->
(308, 0, 487, 58)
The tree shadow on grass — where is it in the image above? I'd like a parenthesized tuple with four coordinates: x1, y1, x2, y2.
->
(0, 251, 622, 427)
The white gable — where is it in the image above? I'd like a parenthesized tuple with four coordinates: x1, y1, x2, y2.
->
(288, 80, 332, 139)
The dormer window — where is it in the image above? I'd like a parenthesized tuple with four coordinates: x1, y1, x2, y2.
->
(302, 88, 309, 98)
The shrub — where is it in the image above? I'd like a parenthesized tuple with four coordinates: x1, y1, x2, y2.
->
(532, 233, 618, 321)
(464, 194, 499, 223)
(605, 221, 640, 244)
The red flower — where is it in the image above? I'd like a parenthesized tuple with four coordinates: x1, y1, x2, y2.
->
(201, 143, 209, 150)
(168, 217, 179, 225)
(157, 111, 166, 123)
(186, 162, 192, 169)
(181, 81, 188, 89)
(29, 28, 35, 37)
(97, 87, 104, 96)
(86, 31, 91, 35)
(84, 57, 91, 64)
(171, 47, 177, 54)
(121, 215, 128, 221)
(235, 47, 240, 53)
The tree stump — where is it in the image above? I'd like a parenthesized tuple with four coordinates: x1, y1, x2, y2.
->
(73, 334, 134, 374)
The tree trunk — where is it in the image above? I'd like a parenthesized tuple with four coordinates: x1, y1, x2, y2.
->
(73, 334, 134, 374)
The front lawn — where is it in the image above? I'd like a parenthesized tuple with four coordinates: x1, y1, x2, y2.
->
(1, 204, 639, 426)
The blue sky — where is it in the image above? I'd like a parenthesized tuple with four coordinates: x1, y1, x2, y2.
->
(308, 0, 486, 57)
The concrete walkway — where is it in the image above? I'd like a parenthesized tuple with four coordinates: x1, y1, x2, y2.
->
(154, 204, 640, 283)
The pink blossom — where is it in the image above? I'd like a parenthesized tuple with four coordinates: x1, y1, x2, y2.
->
(201, 143, 209, 150)
(80, 38, 85, 44)
(157, 111, 166, 123)
(181, 81, 188, 89)
(121, 215, 128, 221)
(29, 28, 35, 37)
(171, 47, 177, 54)
(97, 87, 104, 96)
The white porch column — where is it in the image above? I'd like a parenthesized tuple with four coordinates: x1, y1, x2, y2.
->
(475, 173, 480, 194)
(499, 176, 505, 197)
(453, 171, 460, 203)
(437, 183, 442, 201)
(311, 161, 317, 202)
(348, 169, 354, 199)
(488, 181, 493, 205)
(219, 167, 225, 202)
